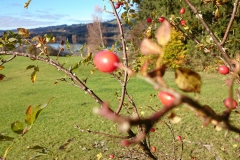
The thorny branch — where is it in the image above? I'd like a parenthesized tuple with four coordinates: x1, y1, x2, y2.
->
(109, 0, 129, 115)
(95, 82, 240, 145)
(0, 54, 17, 66)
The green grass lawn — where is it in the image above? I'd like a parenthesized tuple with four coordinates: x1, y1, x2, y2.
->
(0, 56, 239, 159)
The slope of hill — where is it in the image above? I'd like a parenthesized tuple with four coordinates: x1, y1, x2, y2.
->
(0, 19, 126, 44)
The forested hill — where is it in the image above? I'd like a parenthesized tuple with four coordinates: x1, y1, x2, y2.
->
(0, 19, 125, 44)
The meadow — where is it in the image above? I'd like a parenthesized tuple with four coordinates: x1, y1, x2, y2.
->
(0, 56, 239, 159)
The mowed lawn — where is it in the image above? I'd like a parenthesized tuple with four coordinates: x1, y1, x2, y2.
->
(0, 56, 239, 159)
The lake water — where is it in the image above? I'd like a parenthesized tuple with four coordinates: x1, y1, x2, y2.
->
(49, 43, 84, 52)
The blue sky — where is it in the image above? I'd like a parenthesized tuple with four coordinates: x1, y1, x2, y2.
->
(0, 0, 116, 30)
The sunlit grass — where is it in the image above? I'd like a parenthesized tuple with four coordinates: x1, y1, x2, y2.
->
(0, 56, 239, 159)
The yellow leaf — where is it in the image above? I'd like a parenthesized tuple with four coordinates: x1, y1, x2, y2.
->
(31, 72, 36, 83)
(96, 153, 102, 160)
(175, 68, 202, 93)
(0, 66, 4, 70)
(140, 111, 145, 115)
(51, 37, 56, 43)
(168, 112, 181, 124)
(25, 105, 33, 125)
(215, 8, 220, 19)
(156, 20, 171, 46)
(233, 144, 238, 148)
(17, 28, 30, 38)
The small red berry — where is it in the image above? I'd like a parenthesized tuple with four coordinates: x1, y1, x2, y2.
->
(177, 135, 182, 141)
(223, 98, 238, 109)
(146, 18, 152, 23)
(115, 4, 120, 9)
(158, 17, 165, 23)
(180, 20, 186, 26)
(118, 2, 124, 5)
(109, 154, 114, 159)
(218, 65, 229, 75)
(180, 8, 185, 14)
(151, 146, 156, 152)
(150, 128, 156, 132)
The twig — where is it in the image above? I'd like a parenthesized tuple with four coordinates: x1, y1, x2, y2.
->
(0, 54, 17, 66)
(164, 121, 176, 160)
(74, 124, 128, 139)
(109, 0, 129, 114)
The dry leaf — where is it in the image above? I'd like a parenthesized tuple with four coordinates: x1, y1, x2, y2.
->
(214, 8, 220, 19)
(0, 74, 6, 81)
(175, 68, 202, 93)
(0, 66, 4, 70)
(140, 38, 162, 55)
(17, 28, 30, 38)
(168, 112, 181, 124)
(156, 20, 171, 46)
(147, 64, 166, 78)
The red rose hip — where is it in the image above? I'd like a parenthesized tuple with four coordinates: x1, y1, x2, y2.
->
(109, 154, 114, 159)
(180, 20, 186, 26)
(158, 17, 165, 23)
(158, 91, 175, 107)
(180, 8, 185, 14)
(223, 98, 237, 109)
(94, 50, 119, 73)
(146, 18, 152, 23)
(218, 65, 229, 75)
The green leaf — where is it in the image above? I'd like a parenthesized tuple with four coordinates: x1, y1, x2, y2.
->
(8, 38, 18, 43)
(32, 99, 53, 124)
(129, 9, 135, 13)
(34, 65, 39, 72)
(25, 105, 33, 125)
(5, 44, 16, 50)
(11, 121, 24, 134)
(121, 11, 128, 19)
(71, 63, 80, 72)
(0, 134, 14, 141)
(175, 68, 202, 93)
(26, 65, 36, 70)
(44, 33, 53, 43)
(66, 39, 70, 50)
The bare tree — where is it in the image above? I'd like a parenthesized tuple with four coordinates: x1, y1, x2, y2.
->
(86, 6, 106, 53)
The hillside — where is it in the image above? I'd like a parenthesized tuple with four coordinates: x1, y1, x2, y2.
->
(0, 19, 128, 44)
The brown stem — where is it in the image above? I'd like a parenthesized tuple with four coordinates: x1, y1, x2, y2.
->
(164, 121, 176, 160)
(109, 0, 128, 114)
(0, 54, 17, 65)
(74, 124, 128, 139)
